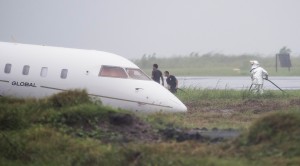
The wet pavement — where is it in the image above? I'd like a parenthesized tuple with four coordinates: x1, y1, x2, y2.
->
(177, 76, 300, 90)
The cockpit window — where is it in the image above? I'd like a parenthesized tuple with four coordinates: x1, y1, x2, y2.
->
(99, 66, 128, 78)
(126, 68, 151, 80)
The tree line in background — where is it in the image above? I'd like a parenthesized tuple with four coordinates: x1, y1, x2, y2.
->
(133, 51, 300, 76)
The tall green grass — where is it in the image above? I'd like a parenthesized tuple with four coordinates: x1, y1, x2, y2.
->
(229, 111, 300, 164)
(0, 90, 131, 165)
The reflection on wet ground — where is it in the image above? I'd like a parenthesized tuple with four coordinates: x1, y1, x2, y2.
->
(161, 128, 240, 142)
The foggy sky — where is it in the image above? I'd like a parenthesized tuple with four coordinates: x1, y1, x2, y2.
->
(0, 0, 299, 59)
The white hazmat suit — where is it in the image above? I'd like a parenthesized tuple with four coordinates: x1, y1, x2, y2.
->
(250, 60, 268, 94)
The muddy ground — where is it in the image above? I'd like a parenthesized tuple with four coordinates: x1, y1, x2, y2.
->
(94, 112, 240, 143)
(77, 98, 300, 143)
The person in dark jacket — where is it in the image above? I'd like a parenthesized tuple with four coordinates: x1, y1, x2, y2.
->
(164, 71, 178, 93)
(152, 64, 164, 85)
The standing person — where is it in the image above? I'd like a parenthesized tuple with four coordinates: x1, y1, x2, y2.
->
(164, 71, 178, 93)
(249, 60, 269, 94)
(152, 64, 164, 85)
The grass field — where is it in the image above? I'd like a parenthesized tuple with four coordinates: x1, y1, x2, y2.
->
(1, 89, 300, 165)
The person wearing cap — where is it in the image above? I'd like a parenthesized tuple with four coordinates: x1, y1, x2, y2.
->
(249, 60, 269, 94)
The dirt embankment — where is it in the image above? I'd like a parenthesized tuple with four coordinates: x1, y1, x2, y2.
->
(99, 113, 160, 143)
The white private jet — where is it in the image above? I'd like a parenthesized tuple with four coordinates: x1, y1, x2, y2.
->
(0, 42, 187, 112)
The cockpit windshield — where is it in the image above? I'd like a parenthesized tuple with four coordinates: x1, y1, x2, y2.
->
(125, 68, 151, 80)
(99, 66, 150, 80)
(99, 66, 128, 78)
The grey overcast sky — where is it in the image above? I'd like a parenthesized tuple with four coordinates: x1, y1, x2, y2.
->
(0, 0, 299, 59)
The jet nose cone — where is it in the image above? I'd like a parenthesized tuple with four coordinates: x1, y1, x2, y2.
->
(173, 102, 188, 112)
(167, 97, 187, 112)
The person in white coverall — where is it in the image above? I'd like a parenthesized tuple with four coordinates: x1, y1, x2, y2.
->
(250, 60, 269, 94)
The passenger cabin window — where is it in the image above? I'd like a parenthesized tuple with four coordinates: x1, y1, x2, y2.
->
(4, 63, 12, 74)
(126, 68, 151, 80)
(60, 69, 68, 79)
(22, 65, 30, 75)
(99, 66, 128, 78)
(40, 67, 48, 77)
